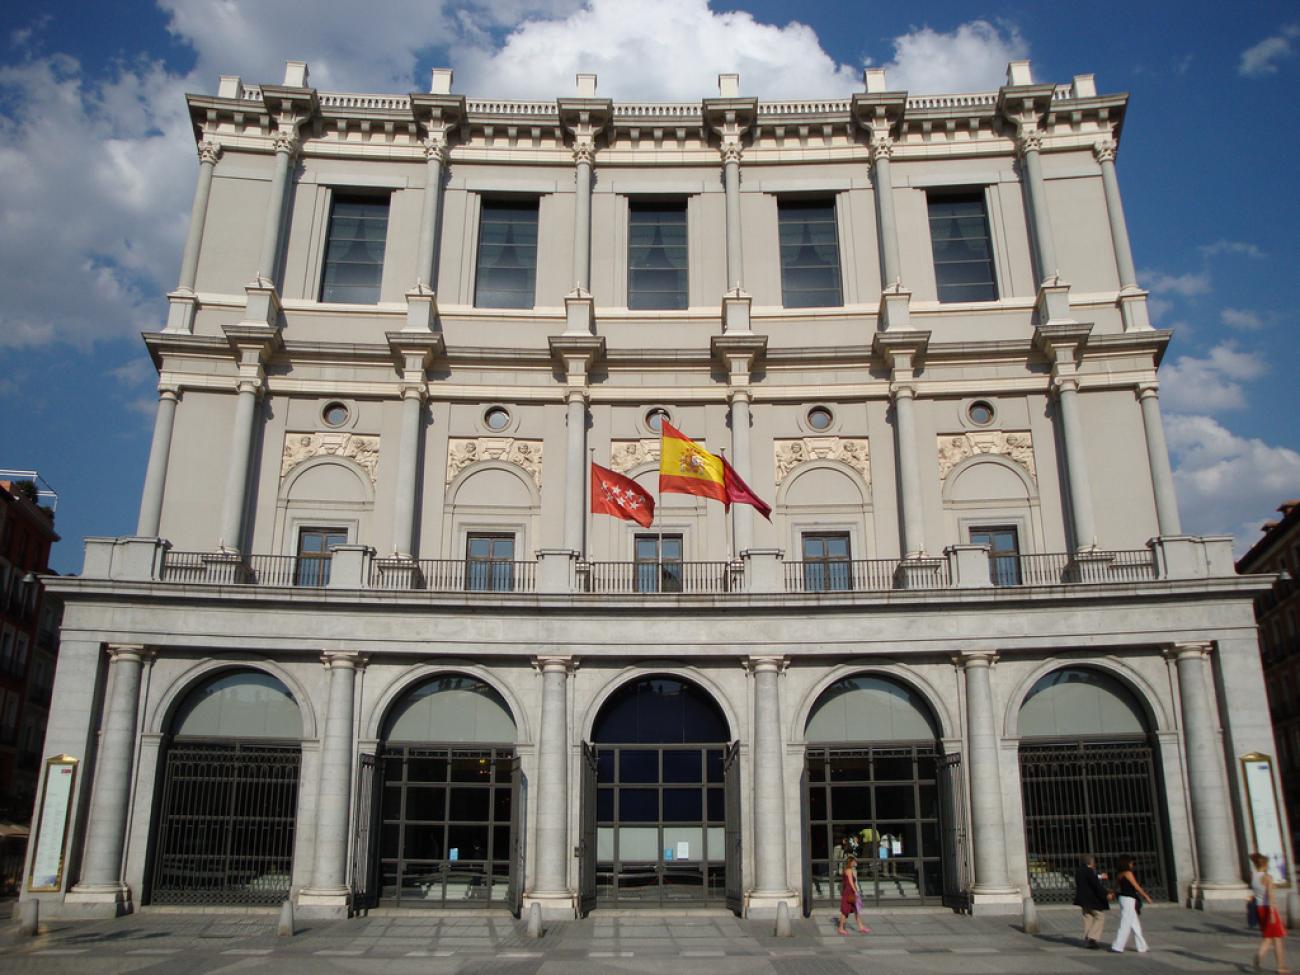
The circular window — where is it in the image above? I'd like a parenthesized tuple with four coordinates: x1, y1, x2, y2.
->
(645, 407, 671, 435)
(967, 400, 995, 426)
(484, 406, 511, 431)
(322, 401, 350, 427)
(807, 406, 834, 431)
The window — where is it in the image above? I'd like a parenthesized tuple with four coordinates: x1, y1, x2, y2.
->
(970, 525, 1021, 586)
(967, 400, 995, 426)
(634, 533, 683, 593)
(322, 401, 350, 427)
(628, 200, 688, 309)
(801, 533, 852, 592)
(295, 527, 348, 587)
(645, 408, 671, 435)
(466, 533, 516, 592)
(778, 199, 842, 307)
(806, 406, 834, 431)
(475, 199, 538, 308)
(320, 194, 390, 304)
(483, 406, 511, 431)
(928, 192, 997, 303)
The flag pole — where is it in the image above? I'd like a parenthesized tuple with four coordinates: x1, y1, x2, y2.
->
(587, 445, 595, 561)
(720, 446, 733, 564)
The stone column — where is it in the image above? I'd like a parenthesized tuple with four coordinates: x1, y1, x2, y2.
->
(748, 656, 794, 913)
(218, 376, 262, 552)
(136, 387, 179, 536)
(730, 389, 754, 554)
(68, 645, 149, 912)
(722, 141, 744, 288)
(572, 141, 594, 291)
(892, 382, 925, 558)
(255, 135, 297, 285)
(1094, 139, 1137, 290)
(528, 656, 574, 916)
(177, 141, 221, 293)
(1018, 132, 1057, 283)
(1138, 384, 1182, 536)
(564, 391, 588, 555)
(960, 652, 1019, 911)
(299, 652, 361, 916)
(415, 136, 448, 289)
(870, 137, 901, 288)
(390, 384, 426, 558)
(1053, 377, 1098, 551)
(1169, 643, 1246, 902)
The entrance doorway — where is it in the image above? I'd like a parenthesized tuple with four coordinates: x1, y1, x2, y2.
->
(583, 676, 737, 909)
(1018, 667, 1172, 902)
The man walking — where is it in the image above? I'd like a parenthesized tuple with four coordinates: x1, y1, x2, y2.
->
(1073, 855, 1111, 948)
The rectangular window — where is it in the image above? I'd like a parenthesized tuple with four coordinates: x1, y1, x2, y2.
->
(928, 192, 998, 303)
(628, 200, 688, 309)
(778, 199, 842, 308)
(970, 525, 1021, 586)
(801, 532, 852, 592)
(466, 533, 516, 592)
(634, 533, 683, 593)
(475, 199, 539, 308)
(295, 527, 348, 587)
(320, 194, 390, 304)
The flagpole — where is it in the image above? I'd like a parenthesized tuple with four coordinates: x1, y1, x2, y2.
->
(720, 446, 733, 563)
(587, 445, 595, 561)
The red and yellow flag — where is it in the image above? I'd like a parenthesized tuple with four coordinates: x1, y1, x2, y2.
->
(658, 421, 727, 503)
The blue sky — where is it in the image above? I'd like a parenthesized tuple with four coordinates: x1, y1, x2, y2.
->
(1, 0, 1297, 574)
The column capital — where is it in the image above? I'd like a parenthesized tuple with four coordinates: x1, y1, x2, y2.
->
(955, 650, 999, 670)
(1165, 641, 1213, 662)
(533, 655, 576, 675)
(399, 381, 428, 402)
(234, 375, 265, 397)
(157, 385, 181, 402)
(197, 139, 222, 165)
(423, 134, 450, 164)
(271, 133, 299, 156)
(1092, 138, 1117, 164)
(572, 138, 596, 165)
(720, 138, 743, 164)
(320, 650, 367, 671)
(889, 381, 917, 400)
(106, 644, 155, 664)
(745, 655, 788, 675)
(1016, 129, 1043, 156)
(868, 134, 893, 162)
(1051, 375, 1080, 395)
(1136, 381, 1160, 400)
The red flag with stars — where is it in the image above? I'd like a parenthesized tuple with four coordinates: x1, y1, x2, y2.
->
(591, 462, 656, 528)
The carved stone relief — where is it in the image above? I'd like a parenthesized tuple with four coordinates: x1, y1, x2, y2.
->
(281, 431, 380, 485)
(446, 437, 543, 489)
(936, 431, 1036, 482)
(773, 437, 870, 486)
(608, 439, 661, 475)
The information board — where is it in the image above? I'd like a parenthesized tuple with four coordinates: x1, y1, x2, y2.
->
(1242, 753, 1290, 887)
(28, 756, 77, 892)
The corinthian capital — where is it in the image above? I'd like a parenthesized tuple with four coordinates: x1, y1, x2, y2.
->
(720, 139, 743, 164)
(197, 139, 222, 165)
(272, 134, 299, 155)
(1092, 138, 1116, 164)
(869, 135, 893, 162)
(1016, 130, 1043, 156)
(572, 139, 596, 165)
(423, 135, 449, 164)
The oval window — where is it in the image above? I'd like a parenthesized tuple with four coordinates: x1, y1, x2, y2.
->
(645, 407, 670, 434)
(967, 401, 995, 426)
(484, 406, 511, 431)
(322, 402, 350, 427)
(807, 406, 833, 431)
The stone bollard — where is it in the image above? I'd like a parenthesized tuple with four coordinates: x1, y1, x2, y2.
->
(526, 902, 543, 939)
(277, 898, 294, 937)
(774, 901, 792, 937)
(19, 899, 39, 937)
(1022, 895, 1039, 935)
(1288, 889, 1299, 930)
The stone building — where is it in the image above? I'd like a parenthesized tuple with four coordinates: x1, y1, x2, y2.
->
(25, 58, 1283, 920)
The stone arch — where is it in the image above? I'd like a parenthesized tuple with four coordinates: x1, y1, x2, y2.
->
(941, 454, 1036, 504)
(1003, 657, 1170, 739)
(363, 662, 530, 744)
(791, 663, 956, 744)
(579, 664, 740, 744)
(280, 455, 375, 504)
(775, 460, 868, 509)
(147, 658, 317, 739)
(446, 461, 540, 509)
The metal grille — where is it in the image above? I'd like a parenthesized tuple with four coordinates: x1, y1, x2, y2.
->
(1020, 738, 1170, 903)
(150, 740, 300, 905)
(351, 752, 379, 909)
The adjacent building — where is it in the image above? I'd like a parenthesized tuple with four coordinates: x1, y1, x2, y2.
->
(24, 58, 1284, 921)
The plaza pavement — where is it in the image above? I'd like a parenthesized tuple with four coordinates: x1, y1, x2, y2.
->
(0, 903, 1285, 973)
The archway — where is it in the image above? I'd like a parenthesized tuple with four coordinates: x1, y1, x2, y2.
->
(148, 669, 303, 905)
(1017, 666, 1173, 903)
(802, 674, 954, 908)
(584, 675, 736, 910)
(370, 674, 520, 910)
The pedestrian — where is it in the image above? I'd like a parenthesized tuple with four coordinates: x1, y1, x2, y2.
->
(1072, 854, 1110, 949)
(1250, 851, 1289, 973)
(836, 854, 870, 935)
(1110, 854, 1153, 953)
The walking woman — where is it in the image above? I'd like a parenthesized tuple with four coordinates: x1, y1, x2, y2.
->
(1110, 854, 1153, 953)
(836, 854, 870, 935)
(1251, 852, 1290, 973)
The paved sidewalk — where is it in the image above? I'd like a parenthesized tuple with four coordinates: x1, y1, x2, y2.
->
(0, 904, 1286, 973)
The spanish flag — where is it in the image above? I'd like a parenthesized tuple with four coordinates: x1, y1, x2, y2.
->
(658, 421, 727, 503)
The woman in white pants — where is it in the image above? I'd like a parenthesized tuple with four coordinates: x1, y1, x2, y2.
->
(1111, 855, 1154, 953)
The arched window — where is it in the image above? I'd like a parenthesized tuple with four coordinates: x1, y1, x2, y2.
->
(383, 675, 516, 743)
(592, 676, 730, 744)
(1018, 667, 1148, 738)
(172, 669, 302, 739)
(805, 675, 938, 743)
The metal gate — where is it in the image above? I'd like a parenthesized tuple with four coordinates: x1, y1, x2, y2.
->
(938, 752, 970, 909)
(506, 758, 525, 916)
(724, 741, 742, 914)
(150, 740, 300, 905)
(579, 742, 598, 916)
(1020, 738, 1170, 903)
(350, 752, 379, 911)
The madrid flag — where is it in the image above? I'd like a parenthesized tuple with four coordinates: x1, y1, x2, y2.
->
(658, 421, 727, 503)
(591, 463, 655, 528)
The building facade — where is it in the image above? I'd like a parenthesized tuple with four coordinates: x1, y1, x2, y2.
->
(25, 59, 1284, 920)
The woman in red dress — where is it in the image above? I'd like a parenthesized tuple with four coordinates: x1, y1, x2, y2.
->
(837, 854, 869, 935)
(1251, 852, 1289, 973)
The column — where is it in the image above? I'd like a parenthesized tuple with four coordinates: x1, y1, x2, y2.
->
(1018, 132, 1057, 282)
(414, 136, 448, 289)
(254, 134, 296, 284)
(870, 137, 901, 287)
(750, 657, 792, 902)
(390, 384, 425, 558)
(303, 652, 361, 906)
(1170, 643, 1244, 892)
(722, 141, 743, 288)
(572, 141, 594, 291)
(730, 389, 753, 553)
(563, 391, 587, 554)
(1053, 377, 1098, 551)
(960, 652, 1016, 897)
(892, 383, 925, 557)
(176, 141, 220, 292)
(218, 376, 262, 552)
(1094, 139, 1138, 290)
(70, 646, 148, 905)
(531, 656, 573, 904)
(136, 387, 179, 536)
(1138, 384, 1182, 536)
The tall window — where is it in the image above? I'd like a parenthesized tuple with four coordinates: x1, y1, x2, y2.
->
(778, 199, 842, 308)
(320, 194, 390, 304)
(628, 200, 688, 309)
(801, 532, 852, 592)
(466, 533, 516, 592)
(927, 192, 998, 303)
(969, 525, 1020, 586)
(296, 527, 348, 586)
(634, 533, 683, 593)
(475, 200, 539, 308)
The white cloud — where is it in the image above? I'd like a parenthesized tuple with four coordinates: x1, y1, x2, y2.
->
(883, 20, 1027, 94)
(1220, 307, 1267, 331)
(1140, 268, 1211, 298)
(1159, 343, 1267, 414)
(1239, 23, 1300, 78)
(1199, 239, 1266, 259)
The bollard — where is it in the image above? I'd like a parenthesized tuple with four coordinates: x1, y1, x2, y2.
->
(774, 900, 792, 937)
(277, 898, 294, 937)
(19, 899, 38, 937)
(526, 902, 542, 939)
(1022, 895, 1039, 935)
(1289, 889, 1299, 930)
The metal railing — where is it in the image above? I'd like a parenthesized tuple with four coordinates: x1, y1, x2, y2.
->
(1010, 550, 1157, 587)
(371, 559, 538, 594)
(162, 552, 326, 587)
(783, 559, 902, 593)
(579, 561, 742, 595)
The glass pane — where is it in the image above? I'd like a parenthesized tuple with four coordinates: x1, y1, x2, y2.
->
(830, 785, 871, 822)
(617, 826, 660, 860)
(597, 788, 614, 821)
(448, 787, 490, 820)
(662, 788, 703, 822)
(475, 201, 538, 308)
(706, 750, 724, 783)
(408, 755, 447, 782)
(447, 825, 489, 861)
(320, 195, 388, 305)
(662, 826, 704, 862)
(707, 787, 724, 821)
(620, 750, 658, 783)
(404, 786, 446, 821)
(619, 788, 659, 822)
(929, 193, 996, 303)
(779, 200, 841, 308)
(663, 749, 701, 783)
(403, 823, 444, 860)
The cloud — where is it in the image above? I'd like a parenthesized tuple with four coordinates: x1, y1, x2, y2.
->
(1238, 23, 1300, 77)
(1140, 268, 1211, 298)
(1159, 343, 1267, 414)
(883, 20, 1028, 94)
(1199, 239, 1266, 259)
(1220, 307, 1267, 331)
(1166, 414, 1300, 553)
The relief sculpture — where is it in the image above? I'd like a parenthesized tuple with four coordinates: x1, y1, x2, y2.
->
(608, 439, 661, 475)
(936, 430, 1036, 482)
(446, 438, 543, 488)
(773, 437, 870, 486)
(281, 431, 380, 485)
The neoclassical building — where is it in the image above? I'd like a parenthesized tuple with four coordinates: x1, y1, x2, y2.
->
(25, 59, 1284, 921)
